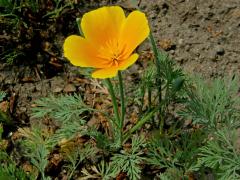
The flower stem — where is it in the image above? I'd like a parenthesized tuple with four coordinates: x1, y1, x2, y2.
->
(149, 32, 162, 105)
(105, 78, 122, 143)
(149, 32, 163, 133)
(118, 71, 125, 129)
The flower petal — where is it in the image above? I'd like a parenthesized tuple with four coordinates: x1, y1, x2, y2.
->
(64, 35, 109, 68)
(119, 11, 150, 56)
(92, 67, 118, 79)
(81, 6, 125, 45)
(118, 53, 139, 70)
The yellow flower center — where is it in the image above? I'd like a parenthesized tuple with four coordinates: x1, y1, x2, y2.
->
(97, 39, 127, 67)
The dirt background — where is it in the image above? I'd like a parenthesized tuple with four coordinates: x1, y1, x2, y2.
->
(0, 0, 240, 129)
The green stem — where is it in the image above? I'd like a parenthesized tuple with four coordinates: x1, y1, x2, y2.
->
(123, 108, 157, 143)
(149, 32, 163, 132)
(41, 171, 46, 180)
(148, 87, 152, 110)
(105, 79, 121, 139)
(148, 86, 156, 127)
(149, 32, 161, 69)
(0, 14, 18, 18)
(68, 158, 82, 180)
(149, 32, 162, 105)
(118, 71, 125, 129)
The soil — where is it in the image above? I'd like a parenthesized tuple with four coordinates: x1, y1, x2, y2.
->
(144, 0, 240, 78)
(0, 0, 239, 177)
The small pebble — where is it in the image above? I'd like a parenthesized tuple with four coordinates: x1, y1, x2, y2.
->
(185, 44, 191, 52)
(209, 50, 217, 61)
(216, 45, 225, 55)
(178, 38, 184, 45)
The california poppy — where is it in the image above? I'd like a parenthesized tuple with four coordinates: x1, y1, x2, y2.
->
(64, 6, 149, 79)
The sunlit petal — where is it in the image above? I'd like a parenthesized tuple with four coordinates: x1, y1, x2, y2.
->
(64, 35, 109, 68)
(64, 6, 150, 79)
(119, 11, 150, 57)
(118, 53, 139, 70)
(92, 67, 118, 79)
(81, 6, 125, 45)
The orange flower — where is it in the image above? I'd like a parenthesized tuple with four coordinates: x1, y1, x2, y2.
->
(64, 6, 149, 79)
